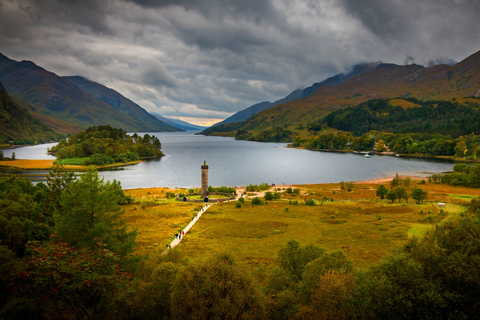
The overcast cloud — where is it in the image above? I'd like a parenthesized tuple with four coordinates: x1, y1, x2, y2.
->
(0, 0, 479, 126)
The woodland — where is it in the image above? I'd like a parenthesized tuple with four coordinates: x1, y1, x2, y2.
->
(47, 125, 163, 166)
(291, 98, 480, 160)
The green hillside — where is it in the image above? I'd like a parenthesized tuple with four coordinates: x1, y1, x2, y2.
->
(0, 87, 64, 146)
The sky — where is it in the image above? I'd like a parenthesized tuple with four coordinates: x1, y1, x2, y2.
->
(1, 0, 479, 126)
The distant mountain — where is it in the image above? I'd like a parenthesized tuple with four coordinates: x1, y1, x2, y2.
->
(149, 112, 206, 131)
(0, 53, 178, 132)
(66, 76, 178, 132)
(0, 81, 64, 145)
(202, 49, 479, 141)
(213, 62, 380, 127)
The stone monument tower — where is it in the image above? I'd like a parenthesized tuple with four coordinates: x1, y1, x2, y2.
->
(201, 160, 209, 198)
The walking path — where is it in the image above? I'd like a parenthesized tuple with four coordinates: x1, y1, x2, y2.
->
(166, 203, 212, 251)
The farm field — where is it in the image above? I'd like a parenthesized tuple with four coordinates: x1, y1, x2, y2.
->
(124, 180, 478, 269)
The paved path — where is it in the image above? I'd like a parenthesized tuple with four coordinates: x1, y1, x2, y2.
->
(165, 203, 212, 252)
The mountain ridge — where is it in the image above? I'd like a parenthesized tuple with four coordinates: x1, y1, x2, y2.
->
(202, 49, 480, 140)
(213, 62, 380, 127)
(0, 53, 178, 133)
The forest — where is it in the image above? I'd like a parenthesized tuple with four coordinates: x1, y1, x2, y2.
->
(320, 98, 480, 137)
(47, 125, 164, 166)
(1, 166, 480, 319)
(291, 98, 480, 159)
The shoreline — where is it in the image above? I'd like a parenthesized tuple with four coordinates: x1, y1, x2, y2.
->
(0, 159, 142, 171)
(0, 159, 438, 189)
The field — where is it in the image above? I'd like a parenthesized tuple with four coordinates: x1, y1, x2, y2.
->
(124, 180, 479, 270)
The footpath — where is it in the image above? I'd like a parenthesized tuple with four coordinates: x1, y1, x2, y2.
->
(166, 203, 212, 251)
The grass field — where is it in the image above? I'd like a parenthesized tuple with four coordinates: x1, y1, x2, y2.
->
(124, 180, 478, 270)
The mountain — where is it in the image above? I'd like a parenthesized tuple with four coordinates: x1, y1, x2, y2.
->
(213, 62, 380, 127)
(0, 54, 177, 132)
(65, 76, 178, 132)
(0, 81, 64, 145)
(203, 50, 480, 141)
(149, 112, 206, 131)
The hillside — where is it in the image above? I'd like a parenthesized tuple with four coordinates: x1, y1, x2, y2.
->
(214, 62, 379, 127)
(0, 54, 177, 132)
(0, 83, 64, 146)
(66, 76, 178, 132)
(203, 50, 480, 140)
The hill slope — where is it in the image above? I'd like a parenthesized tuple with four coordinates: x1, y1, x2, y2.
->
(0, 82, 64, 145)
(204, 50, 480, 140)
(0, 54, 177, 132)
(213, 62, 380, 127)
(66, 76, 178, 132)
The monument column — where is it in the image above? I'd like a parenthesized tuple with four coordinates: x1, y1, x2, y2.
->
(201, 161, 209, 198)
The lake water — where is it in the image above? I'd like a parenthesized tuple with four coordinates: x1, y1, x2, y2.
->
(1, 132, 454, 189)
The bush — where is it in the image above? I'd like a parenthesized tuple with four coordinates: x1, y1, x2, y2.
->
(251, 197, 264, 205)
(305, 199, 316, 206)
(289, 200, 298, 205)
(238, 197, 245, 204)
(235, 202, 242, 208)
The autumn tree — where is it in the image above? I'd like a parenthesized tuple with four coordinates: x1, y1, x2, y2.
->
(170, 253, 266, 319)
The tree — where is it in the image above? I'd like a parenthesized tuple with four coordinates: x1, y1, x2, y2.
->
(295, 272, 356, 320)
(54, 167, 136, 256)
(30, 165, 74, 242)
(411, 187, 427, 204)
(375, 139, 387, 152)
(394, 187, 407, 203)
(390, 173, 402, 189)
(277, 240, 325, 283)
(376, 185, 388, 199)
(386, 190, 397, 203)
(11, 239, 134, 320)
(299, 250, 354, 304)
(170, 253, 266, 319)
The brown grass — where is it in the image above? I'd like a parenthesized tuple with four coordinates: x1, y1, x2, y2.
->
(123, 179, 477, 271)
(0, 159, 55, 170)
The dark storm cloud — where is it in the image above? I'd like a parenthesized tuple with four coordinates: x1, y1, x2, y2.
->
(15, 0, 114, 35)
(1, 0, 480, 122)
(340, 0, 480, 56)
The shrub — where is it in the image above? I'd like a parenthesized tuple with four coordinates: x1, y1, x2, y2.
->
(235, 202, 242, 208)
(264, 192, 274, 201)
(238, 197, 245, 204)
(251, 197, 264, 205)
(305, 199, 316, 206)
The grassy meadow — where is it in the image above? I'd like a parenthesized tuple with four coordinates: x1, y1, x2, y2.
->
(124, 180, 478, 269)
